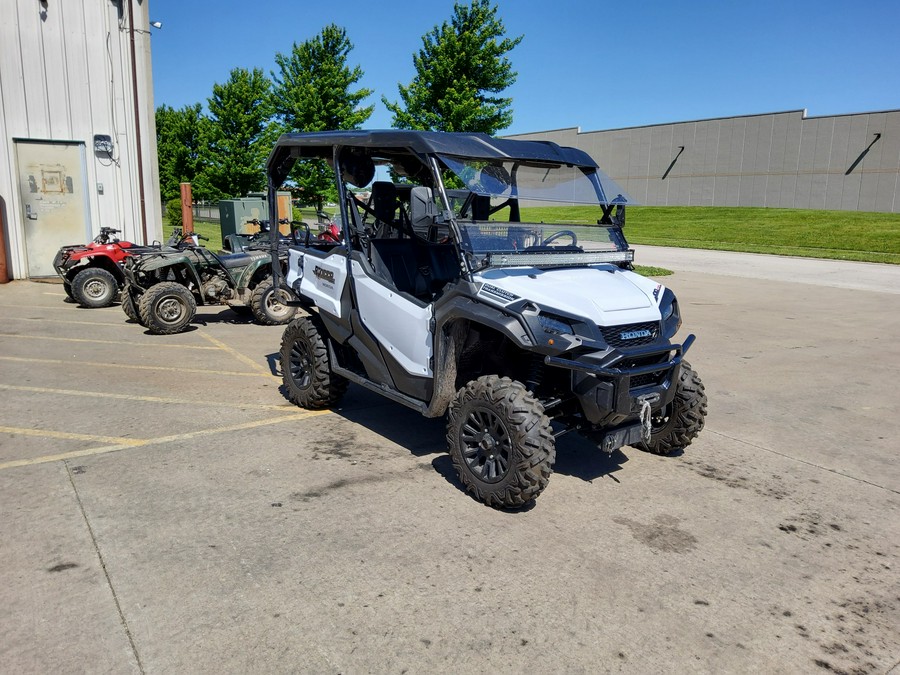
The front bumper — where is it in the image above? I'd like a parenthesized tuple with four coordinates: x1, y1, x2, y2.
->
(545, 334, 694, 426)
(52, 248, 73, 277)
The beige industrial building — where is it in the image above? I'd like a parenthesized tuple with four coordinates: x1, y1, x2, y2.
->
(0, 0, 161, 280)
(1, 2, 897, 282)
(507, 108, 900, 213)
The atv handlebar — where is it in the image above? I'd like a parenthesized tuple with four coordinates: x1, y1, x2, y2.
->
(164, 228, 208, 248)
(94, 227, 122, 244)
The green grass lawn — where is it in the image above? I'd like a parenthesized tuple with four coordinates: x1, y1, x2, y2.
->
(160, 217, 223, 252)
(519, 206, 900, 264)
(166, 205, 900, 265)
(162, 208, 336, 253)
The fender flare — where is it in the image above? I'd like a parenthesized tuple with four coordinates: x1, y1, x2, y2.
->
(424, 295, 536, 418)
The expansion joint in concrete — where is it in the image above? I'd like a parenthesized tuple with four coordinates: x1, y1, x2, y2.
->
(65, 462, 145, 674)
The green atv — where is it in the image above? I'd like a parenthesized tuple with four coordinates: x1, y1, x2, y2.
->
(122, 234, 296, 335)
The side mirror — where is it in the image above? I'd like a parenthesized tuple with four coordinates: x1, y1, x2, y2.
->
(410, 186, 435, 237)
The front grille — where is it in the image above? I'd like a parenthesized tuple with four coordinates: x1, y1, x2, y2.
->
(622, 352, 672, 389)
(631, 371, 663, 388)
(600, 321, 660, 348)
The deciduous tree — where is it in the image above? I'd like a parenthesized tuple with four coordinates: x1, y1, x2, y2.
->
(195, 68, 275, 200)
(155, 103, 204, 202)
(271, 24, 373, 207)
(384, 0, 523, 134)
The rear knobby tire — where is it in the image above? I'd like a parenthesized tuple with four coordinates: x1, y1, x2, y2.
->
(121, 289, 141, 323)
(71, 267, 118, 308)
(638, 360, 707, 455)
(250, 279, 297, 326)
(447, 376, 555, 509)
(280, 316, 347, 409)
(138, 282, 196, 335)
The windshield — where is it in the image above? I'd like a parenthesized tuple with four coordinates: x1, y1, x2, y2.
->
(439, 154, 629, 206)
(437, 155, 633, 267)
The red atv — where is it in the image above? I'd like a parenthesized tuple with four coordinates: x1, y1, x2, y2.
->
(53, 227, 186, 308)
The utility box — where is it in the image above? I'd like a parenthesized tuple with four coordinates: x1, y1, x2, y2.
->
(219, 191, 292, 238)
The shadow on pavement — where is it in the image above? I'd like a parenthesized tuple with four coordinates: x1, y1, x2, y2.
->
(276, 378, 631, 486)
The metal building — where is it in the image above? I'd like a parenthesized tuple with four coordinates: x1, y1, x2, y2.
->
(507, 109, 900, 213)
(0, 0, 162, 280)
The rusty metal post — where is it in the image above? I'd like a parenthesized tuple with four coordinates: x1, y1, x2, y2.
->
(276, 192, 292, 234)
(180, 182, 194, 234)
(0, 202, 10, 283)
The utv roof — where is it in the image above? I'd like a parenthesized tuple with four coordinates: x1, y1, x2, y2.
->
(266, 130, 598, 187)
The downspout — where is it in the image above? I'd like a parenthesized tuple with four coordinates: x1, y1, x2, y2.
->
(127, 0, 149, 245)
(0, 203, 10, 283)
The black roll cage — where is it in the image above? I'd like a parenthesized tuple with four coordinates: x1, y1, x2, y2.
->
(265, 130, 610, 292)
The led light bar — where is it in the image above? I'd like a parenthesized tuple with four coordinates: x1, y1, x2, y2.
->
(485, 250, 634, 268)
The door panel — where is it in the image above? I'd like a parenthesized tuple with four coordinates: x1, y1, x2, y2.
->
(351, 261, 433, 377)
(15, 141, 91, 277)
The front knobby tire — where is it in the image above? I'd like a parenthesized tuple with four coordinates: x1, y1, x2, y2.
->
(280, 316, 347, 409)
(638, 361, 708, 455)
(447, 376, 555, 509)
(71, 267, 118, 308)
(250, 279, 297, 326)
(138, 282, 196, 335)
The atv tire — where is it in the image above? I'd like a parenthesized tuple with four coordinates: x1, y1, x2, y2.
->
(280, 316, 347, 409)
(71, 267, 118, 308)
(63, 280, 75, 301)
(250, 279, 297, 326)
(447, 376, 555, 509)
(637, 361, 707, 455)
(121, 289, 142, 324)
(138, 282, 196, 335)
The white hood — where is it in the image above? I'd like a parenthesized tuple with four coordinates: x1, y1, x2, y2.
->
(474, 266, 663, 325)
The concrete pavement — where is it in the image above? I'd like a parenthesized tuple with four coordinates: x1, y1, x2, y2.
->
(635, 244, 900, 294)
(0, 255, 898, 674)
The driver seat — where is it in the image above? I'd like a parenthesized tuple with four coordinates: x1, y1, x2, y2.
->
(371, 181, 398, 237)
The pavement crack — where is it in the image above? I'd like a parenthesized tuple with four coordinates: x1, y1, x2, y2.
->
(706, 429, 900, 495)
(65, 462, 145, 674)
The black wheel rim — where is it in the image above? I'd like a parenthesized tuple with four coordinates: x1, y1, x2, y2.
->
(649, 402, 673, 434)
(459, 405, 512, 483)
(288, 339, 313, 389)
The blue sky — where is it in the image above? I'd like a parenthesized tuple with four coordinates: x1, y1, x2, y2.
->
(148, 0, 900, 135)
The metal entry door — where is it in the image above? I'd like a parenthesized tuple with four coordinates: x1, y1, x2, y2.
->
(15, 140, 91, 277)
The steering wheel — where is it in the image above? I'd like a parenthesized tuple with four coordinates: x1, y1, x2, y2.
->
(541, 230, 578, 247)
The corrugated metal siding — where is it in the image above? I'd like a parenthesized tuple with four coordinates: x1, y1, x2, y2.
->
(506, 109, 900, 213)
(0, 0, 161, 279)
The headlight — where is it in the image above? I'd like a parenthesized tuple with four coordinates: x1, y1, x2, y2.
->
(662, 298, 676, 321)
(538, 313, 574, 336)
(659, 290, 682, 336)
